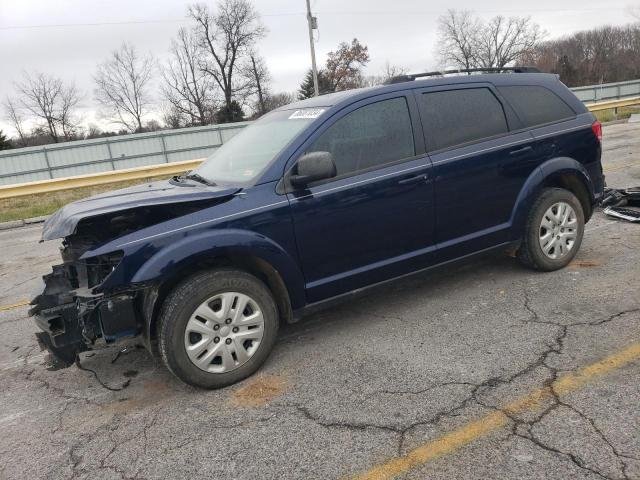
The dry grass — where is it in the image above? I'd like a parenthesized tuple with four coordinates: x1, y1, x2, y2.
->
(0, 175, 172, 223)
(594, 105, 640, 123)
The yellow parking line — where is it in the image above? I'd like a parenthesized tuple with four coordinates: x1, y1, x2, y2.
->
(353, 342, 640, 480)
(0, 300, 30, 312)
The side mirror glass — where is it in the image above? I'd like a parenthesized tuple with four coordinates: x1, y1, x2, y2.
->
(290, 151, 337, 188)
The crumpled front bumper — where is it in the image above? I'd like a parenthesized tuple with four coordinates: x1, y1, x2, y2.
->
(30, 261, 141, 367)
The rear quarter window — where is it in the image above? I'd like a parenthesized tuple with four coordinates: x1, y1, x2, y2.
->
(497, 85, 576, 128)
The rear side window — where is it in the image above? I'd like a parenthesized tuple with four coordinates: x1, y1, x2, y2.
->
(497, 85, 575, 128)
(308, 97, 415, 177)
(418, 88, 508, 152)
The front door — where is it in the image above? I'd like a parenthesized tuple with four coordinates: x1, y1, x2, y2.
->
(287, 94, 436, 303)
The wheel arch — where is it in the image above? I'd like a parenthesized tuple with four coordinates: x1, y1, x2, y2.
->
(541, 170, 593, 221)
(134, 229, 305, 351)
(509, 157, 596, 240)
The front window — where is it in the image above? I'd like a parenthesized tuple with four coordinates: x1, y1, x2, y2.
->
(306, 97, 415, 178)
(193, 108, 324, 184)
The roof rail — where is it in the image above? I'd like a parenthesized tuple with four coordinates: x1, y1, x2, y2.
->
(386, 66, 541, 85)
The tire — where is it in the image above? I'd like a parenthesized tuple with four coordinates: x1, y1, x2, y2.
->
(158, 269, 279, 389)
(517, 187, 585, 271)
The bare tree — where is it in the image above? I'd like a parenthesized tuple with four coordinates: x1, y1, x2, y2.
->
(437, 10, 544, 69)
(527, 23, 640, 87)
(59, 84, 81, 139)
(437, 10, 481, 69)
(261, 92, 295, 112)
(381, 62, 407, 80)
(477, 16, 544, 68)
(12, 72, 81, 142)
(162, 27, 218, 127)
(240, 51, 270, 116)
(188, 1, 266, 117)
(325, 38, 370, 91)
(94, 43, 155, 132)
(3, 98, 28, 146)
(361, 62, 408, 86)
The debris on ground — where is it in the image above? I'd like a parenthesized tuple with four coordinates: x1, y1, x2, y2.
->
(601, 186, 640, 222)
(75, 356, 131, 391)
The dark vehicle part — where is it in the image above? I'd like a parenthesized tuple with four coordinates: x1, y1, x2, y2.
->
(601, 186, 640, 207)
(290, 151, 337, 187)
(386, 66, 540, 84)
(41, 180, 239, 241)
(603, 206, 640, 222)
(601, 188, 628, 207)
(158, 269, 279, 389)
(517, 188, 585, 271)
(601, 187, 640, 223)
(30, 233, 143, 368)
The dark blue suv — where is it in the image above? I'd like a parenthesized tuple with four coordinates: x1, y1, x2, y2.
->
(31, 70, 604, 388)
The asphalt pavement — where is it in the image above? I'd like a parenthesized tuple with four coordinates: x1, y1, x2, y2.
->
(1, 121, 639, 480)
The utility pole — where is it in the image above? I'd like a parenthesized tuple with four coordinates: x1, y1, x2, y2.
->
(305, 0, 319, 96)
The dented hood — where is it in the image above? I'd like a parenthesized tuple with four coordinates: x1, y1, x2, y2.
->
(41, 179, 240, 241)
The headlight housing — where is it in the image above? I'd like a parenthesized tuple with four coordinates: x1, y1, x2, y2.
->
(83, 251, 124, 288)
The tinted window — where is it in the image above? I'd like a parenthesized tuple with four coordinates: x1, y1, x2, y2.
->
(498, 85, 575, 128)
(419, 88, 508, 152)
(307, 97, 415, 177)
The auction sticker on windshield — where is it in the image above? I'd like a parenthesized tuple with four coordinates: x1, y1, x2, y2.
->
(289, 108, 325, 119)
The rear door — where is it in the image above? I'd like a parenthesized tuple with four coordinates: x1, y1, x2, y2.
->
(414, 84, 538, 260)
(286, 93, 436, 303)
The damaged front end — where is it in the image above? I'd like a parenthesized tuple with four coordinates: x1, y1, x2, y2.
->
(30, 236, 140, 366)
(29, 179, 241, 367)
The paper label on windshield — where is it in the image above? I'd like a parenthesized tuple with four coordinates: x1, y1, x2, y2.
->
(289, 108, 325, 119)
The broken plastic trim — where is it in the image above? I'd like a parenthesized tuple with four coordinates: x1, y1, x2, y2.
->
(603, 206, 640, 222)
(600, 187, 640, 223)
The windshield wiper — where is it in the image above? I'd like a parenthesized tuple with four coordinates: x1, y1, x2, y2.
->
(183, 173, 216, 186)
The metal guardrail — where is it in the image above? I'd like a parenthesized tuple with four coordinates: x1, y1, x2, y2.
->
(0, 159, 203, 200)
(571, 79, 640, 103)
(0, 96, 639, 200)
(584, 96, 640, 112)
(0, 122, 248, 186)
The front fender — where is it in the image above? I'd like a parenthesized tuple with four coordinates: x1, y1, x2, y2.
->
(131, 228, 306, 309)
(509, 156, 595, 240)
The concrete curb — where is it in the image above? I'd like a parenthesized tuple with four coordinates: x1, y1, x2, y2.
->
(0, 215, 48, 231)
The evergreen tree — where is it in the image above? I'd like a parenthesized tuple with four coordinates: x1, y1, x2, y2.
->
(215, 100, 245, 124)
(0, 130, 11, 150)
(297, 70, 333, 100)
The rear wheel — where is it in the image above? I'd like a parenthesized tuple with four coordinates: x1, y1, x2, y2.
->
(158, 269, 279, 389)
(517, 188, 585, 271)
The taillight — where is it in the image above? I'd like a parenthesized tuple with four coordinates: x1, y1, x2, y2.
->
(591, 120, 602, 143)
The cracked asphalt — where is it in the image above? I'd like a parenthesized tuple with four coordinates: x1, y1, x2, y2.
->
(1, 121, 640, 480)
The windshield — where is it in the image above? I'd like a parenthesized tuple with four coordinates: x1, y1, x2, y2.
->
(193, 108, 325, 184)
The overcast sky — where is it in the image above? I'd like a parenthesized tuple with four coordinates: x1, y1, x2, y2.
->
(0, 0, 637, 134)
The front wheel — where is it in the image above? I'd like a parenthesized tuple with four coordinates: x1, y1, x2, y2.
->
(517, 188, 585, 271)
(158, 269, 279, 389)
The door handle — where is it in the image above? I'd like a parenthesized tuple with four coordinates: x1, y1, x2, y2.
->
(509, 146, 533, 156)
(398, 173, 429, 185)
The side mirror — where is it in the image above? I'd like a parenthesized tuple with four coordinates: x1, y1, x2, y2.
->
(290, 151, 337, 188)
